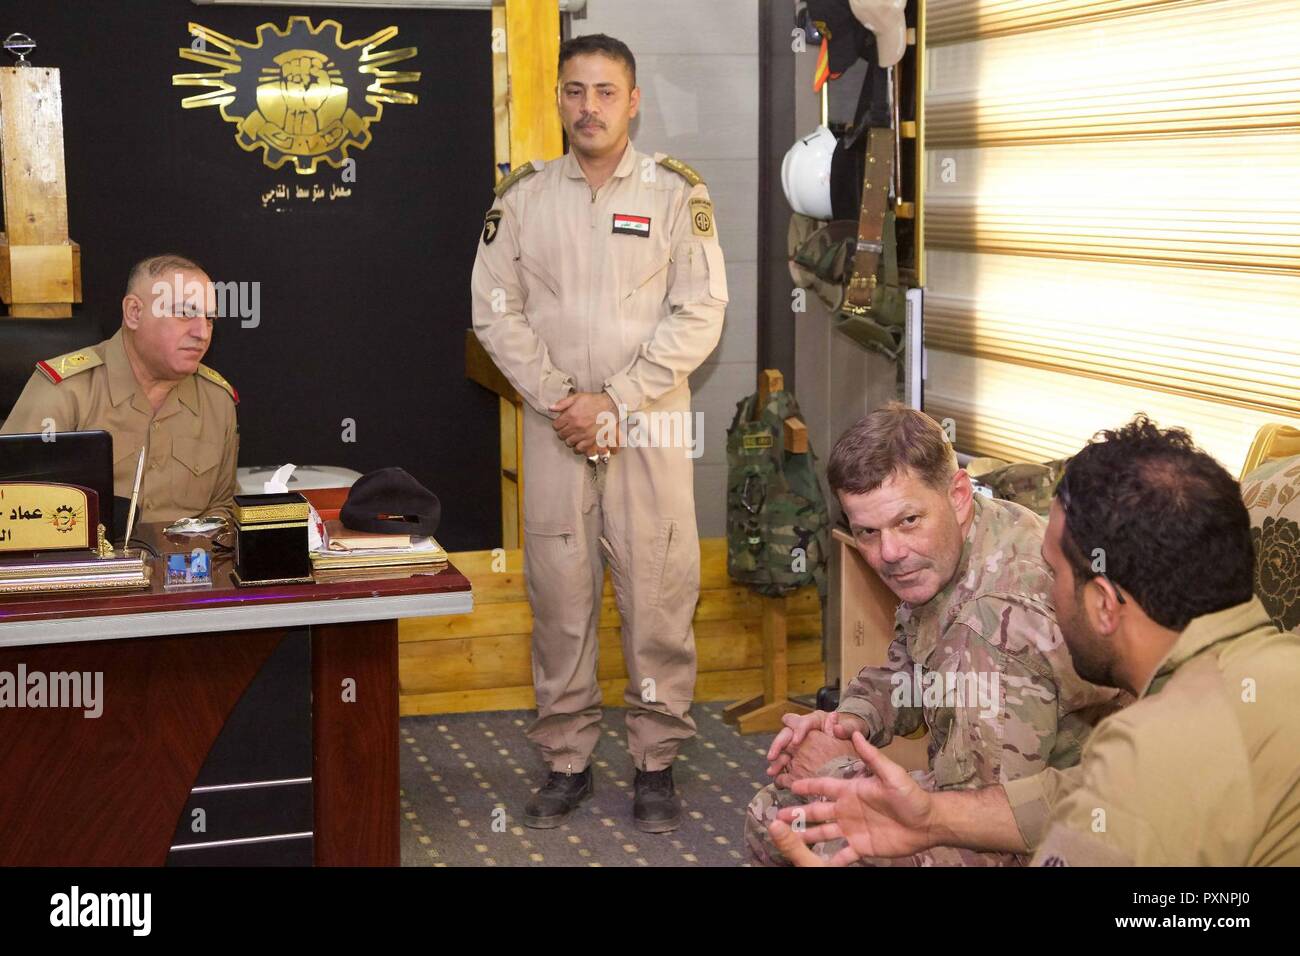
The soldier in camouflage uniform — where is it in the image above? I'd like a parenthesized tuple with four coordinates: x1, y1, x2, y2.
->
(745, 404, 1121, 865)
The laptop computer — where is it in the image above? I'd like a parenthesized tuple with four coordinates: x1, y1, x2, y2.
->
(0, 430, 118, 544)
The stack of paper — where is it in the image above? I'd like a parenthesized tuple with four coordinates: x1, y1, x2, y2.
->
(311, 519, 448, 573)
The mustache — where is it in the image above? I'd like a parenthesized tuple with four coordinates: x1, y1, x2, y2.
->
(576, 118, 606, 129)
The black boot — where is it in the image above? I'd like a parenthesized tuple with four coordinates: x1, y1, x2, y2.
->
(633, 766, 681, 833)
(524, 767, 593, 829)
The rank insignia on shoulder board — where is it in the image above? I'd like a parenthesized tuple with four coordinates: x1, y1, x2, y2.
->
(197, 364, 239, 403)
(36, 350, 102, 384)
(482, 209, 503, 245)
(689, 197, 716, 238)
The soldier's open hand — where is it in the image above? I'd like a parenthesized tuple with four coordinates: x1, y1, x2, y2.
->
(775, 731, 936, 864)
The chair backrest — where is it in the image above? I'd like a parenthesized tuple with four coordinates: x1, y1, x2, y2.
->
(0, 315, 105, 423)
(1240, 423, 1300, 480)
(1241, 451, 1300, 635)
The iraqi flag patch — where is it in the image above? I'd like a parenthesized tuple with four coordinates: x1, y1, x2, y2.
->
(612, 213, 651, 238)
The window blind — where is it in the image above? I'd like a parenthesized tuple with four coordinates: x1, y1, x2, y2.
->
(922, 0, 1300, 471)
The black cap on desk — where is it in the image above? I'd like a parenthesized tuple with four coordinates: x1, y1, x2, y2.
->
(340, 467, 441, 537)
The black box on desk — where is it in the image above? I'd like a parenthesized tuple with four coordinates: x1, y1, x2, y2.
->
(232, 493, 313, 586)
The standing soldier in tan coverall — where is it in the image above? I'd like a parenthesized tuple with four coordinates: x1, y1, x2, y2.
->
(470, 34, 727, 832)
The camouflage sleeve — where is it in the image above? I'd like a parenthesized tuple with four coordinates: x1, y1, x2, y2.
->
(928, 618, 1063, 792)
(898, 616, 1069, 867)
(836, 622, 923, 746)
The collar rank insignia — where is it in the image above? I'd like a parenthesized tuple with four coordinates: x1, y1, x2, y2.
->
(612, 214, 651, 238)
(197, 364, 239, 404)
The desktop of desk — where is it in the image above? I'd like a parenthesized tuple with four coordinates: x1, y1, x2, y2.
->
(0, 522, 472, 866)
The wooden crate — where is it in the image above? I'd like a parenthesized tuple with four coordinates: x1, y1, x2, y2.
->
(830, 527, 930, 772)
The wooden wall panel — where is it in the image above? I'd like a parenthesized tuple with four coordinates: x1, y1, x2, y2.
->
(399, 539, 825, 715)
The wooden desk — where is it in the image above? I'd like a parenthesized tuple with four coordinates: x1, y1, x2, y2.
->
(0, 525, 471, 866)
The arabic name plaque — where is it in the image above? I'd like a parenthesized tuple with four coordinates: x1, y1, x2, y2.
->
(0, 483, 98, 553)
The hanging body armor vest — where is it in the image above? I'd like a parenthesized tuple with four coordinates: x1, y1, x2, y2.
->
(725, 388, 830, 599)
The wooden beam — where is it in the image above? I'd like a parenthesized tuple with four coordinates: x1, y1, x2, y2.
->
(499, 395, 520, 549)
(0, 69, 70, 243)
(466, 330, 520, 406)
(491, 3, 511, 180)
(467, 0, 562, 548)
(783, 416, 808, 453)
(0, 67, 80, 316)
(505, 0, 563, 167)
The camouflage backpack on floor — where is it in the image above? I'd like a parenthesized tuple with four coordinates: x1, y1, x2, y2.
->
(726, 389, 830, 599)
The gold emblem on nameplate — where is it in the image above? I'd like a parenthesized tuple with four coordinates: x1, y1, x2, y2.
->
(174, 17, 420, 174)
(51, 504, 78, 534)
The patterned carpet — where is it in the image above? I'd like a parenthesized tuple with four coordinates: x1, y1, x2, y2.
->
(399, 702, 783, 866)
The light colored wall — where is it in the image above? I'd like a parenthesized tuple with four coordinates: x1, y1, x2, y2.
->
(576, 0, 758, 537)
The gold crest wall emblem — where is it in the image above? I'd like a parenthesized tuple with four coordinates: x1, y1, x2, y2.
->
(174, 17, 419, 174)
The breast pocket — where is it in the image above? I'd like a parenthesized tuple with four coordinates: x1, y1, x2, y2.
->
(111, 435, 145, 498)
(171, 437, 222, 510)
(930, 707, 977, 789)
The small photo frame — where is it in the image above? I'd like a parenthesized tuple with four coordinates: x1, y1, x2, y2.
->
(163, 548, 214, 590)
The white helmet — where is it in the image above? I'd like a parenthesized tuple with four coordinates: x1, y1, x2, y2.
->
(781, 125, 837, 221)
(849, 0, 907, 69)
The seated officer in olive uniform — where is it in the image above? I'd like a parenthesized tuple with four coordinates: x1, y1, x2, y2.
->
(1, 254, 239, 526)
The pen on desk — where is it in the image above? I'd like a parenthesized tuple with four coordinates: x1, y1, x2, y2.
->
(122, 446, 146, 547)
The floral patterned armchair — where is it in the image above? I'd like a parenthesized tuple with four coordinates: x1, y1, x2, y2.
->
(1242, 439, 1300, 635)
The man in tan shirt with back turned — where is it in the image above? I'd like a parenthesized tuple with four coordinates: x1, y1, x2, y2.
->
(3, 254, 239, 527)
(470, 34, 727, 833)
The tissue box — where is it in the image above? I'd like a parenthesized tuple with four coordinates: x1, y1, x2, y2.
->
(232, 492, 313, 587)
